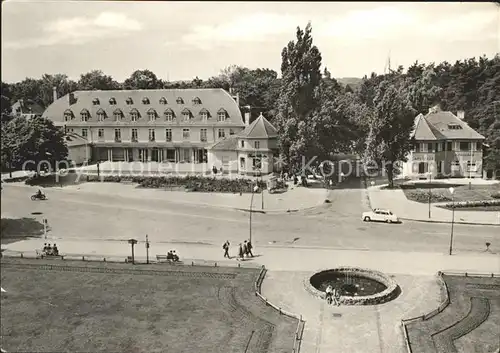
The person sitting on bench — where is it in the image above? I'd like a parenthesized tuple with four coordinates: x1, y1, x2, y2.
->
(166, 250, 174, 260)
(52, 244, 59, 256)
(172, 250, 179, 262)
(45, 244, 53, 255)
(43, 243, 48, 253)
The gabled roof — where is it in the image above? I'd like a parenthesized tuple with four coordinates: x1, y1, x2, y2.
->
(238, 113, 278, 139)
(43, 89, 244, 127)
(412, 110, 485, 141)
(208, 136, 238, 151)
(11, 100, 44, 116)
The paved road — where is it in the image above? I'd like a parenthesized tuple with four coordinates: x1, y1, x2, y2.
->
(2, 184, 499, 254)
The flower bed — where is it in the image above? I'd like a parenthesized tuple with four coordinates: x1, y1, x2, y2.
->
(304, 267, 400, 306)
(442, 199, 500, 209)
(25, 174, 269, 193)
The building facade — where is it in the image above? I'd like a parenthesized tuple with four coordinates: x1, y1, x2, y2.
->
(42, 88, 246, 164)
(402, 107, 485, 179)
(11, 99, 44, 119)
(207, 113, 279, 175)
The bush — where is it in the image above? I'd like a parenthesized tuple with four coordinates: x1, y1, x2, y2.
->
(3, 175, 30, 183)
(491, 192, 500, 199)
(444, 199, 500, 208)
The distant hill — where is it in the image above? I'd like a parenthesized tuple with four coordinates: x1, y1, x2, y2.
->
(336, 77, 363, 90)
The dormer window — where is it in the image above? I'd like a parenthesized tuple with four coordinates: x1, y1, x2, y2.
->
(109, 98, 117, 105)
(182, 108, 191, 120)
(217, 109, 227, 122)
(147, 109, 157, 121)
(164, 109, 174, 122)
(192, 97, 202, 105)
(92, 98, 100, 105)
(80, 109, 90, 122)
(126, 97, 133, 105)
(176, 97, 184, 104)
(142, 97, 150, 105)
(448, 124, 463, 130)
(201, 112, 208, 120)
(96, 109, 106, 122)
(130, 109, 139, 122)
(113, 109, 123, 121)
(63, 110, 73, 121)
(159, 97, 167, 105)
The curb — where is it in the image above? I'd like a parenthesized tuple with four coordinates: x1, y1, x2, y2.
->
(5, 182, 327, 215)
(401, 218, 500, 227)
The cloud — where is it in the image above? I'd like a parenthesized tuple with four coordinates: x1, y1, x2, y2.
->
(4, 12, 143, 49)
(174, 12, 306, 50)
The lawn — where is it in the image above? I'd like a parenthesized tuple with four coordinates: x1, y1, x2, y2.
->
(405, 274, 500, 353)
(0, 258, 298, 353)
(402, 183, 500, 204)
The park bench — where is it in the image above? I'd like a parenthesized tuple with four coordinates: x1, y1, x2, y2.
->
(156, 254, 183, 264)
(125, 256, 135, 263)
(36, 249, 62, 259)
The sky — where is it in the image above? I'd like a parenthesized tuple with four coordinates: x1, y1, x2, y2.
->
(1, 1, 499, 83)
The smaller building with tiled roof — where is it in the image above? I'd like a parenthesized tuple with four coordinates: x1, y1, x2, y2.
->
(64, 132, 91, 166)
(402, 105, 486, 179)
(11, 99, 44, 119)
(207, 113, 280, 175)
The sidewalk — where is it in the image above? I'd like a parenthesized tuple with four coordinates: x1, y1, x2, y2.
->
(3, 239, 498, 353)
(9, 181, 328, 213)
(368, 185, 500, 226)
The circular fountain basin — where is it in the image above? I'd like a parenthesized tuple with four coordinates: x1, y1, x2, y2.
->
(305, 267, 400, 305)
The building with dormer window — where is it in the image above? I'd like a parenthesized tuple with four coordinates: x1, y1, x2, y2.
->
(401, 106, 485, 179)
(42, 88, 247, 163)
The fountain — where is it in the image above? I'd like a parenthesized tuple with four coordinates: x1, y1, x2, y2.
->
(305, 267, 400, 305)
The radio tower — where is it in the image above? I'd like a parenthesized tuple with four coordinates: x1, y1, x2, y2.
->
(384, 50, 392, 74)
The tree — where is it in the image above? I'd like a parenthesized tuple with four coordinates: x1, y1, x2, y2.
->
(39, 74, 78, 107)
(367, 79, 417, 187)
(275, 23, 322, 171)
(407, 66, 442, 114)
(123, 70, 161, 90)
(78, 70, 121, 91)
(1, 82, 13, 122)
(1, 116, 68, 174)
(9, 78, 45, 107)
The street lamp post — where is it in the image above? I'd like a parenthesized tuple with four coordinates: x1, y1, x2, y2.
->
(249, 184, 259, 244)
(448, 187, 455, 255)
(145, 234, 150, 264)
(128, 238, 138, 264)
(428, 171, 432, 219)
(97, 161, 101, 179)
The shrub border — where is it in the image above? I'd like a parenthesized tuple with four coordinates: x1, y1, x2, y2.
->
(400, 271, 500, 353)
(303, 266, 399, 306)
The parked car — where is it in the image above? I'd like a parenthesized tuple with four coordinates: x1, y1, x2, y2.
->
(362, 208, 399, 223)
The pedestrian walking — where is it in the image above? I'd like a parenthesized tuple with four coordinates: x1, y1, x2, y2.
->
(238, 243, 244, 260)
(223, 241, 230, 258)
(242, 241, 248, 258)
(332, 287, 341, 306)
(246, 240, 254, 257)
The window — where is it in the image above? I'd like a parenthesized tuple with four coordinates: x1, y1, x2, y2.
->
(414, 143, 420, 152)
(80, 110, 90, 122)
(218, 129, 225, 139)
(200, 129, 207, 142)
(113, 110, 122, 121)
(182, 111, 191, 120)
(109, 98, 116, 105)
(81, 129, 88, 138)
(131, 129, 138, 142)
(114, 129, 121, 142)
(218, 112, 226, 121)
(192, 97, 201, 105)
(437, 143, 443, 152)
(165, 129, 172, 142)
(418, 162, 426, 174)
(126, 97, 133, 105)
(98, 129, 104, 139)
(130, 111, 139, 122)
(427, 143, 434, 152)
(229, 129, 235, 136)
(182, 128, 190, 139)
(142, 97, 150, 105)
(148, 110, 156, 121)
(448, 124, 463, 130)
(437, 162, 442, 173)
(97, 111, 106, 122)
(240, 157, 245, 169)
(149, 129, 155, 141)
(92, 98, 100, 105)
(460, 142, 469, 151)
(176, 97, 184, 104)
(476, 142, 482, 151)
(165, 111, 174, 122)
(254, 141, 260, 149)
(64, 111, 72, 121)
(453, 160, 460, 166)
(446, 141, 452, 151)
(200, 112, 208, 120)
(241, 140, 244, 148)
(253, 158, 262, 169)
(159, 97, 167, 105)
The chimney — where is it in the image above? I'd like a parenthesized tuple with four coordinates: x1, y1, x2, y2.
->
(53, 86, 58, 103)
(235, 93, 240, 106)
(457, 110, 465, 120)
(244, 111, 250, 126)
(68, 92, 76, 105)
(229, 87, 233, 95)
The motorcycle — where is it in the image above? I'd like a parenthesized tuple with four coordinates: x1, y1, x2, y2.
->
(31, 193, 47, 201)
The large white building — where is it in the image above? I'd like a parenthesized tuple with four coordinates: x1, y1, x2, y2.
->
(43, 88, 279, 175)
